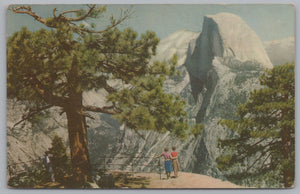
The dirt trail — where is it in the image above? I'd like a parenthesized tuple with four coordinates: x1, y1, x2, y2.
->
(33, 172, 245, 189)
(131, 172, 245, 189)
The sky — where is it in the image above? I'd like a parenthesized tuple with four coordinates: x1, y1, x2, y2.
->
(6, 4, 295, 41)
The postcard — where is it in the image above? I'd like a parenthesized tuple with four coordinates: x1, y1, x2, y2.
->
(6, 4, 295, 189)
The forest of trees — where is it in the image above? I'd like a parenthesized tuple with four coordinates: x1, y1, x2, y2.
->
(217, 63, 295, 188)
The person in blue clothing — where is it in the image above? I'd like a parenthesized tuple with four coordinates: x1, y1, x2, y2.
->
(155, 148, 173, 179)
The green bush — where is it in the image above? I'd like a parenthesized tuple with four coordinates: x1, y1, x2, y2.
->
(8, 168, 49, 188)
(49, 134, 72, 183)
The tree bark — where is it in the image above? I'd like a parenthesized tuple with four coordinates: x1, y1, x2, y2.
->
(65, 93, 91, 186)
(281, 92, 294, 188)
(281, 125, 293, 188)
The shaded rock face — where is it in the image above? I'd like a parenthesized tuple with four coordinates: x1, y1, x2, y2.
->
(185, 13, 272, 124)
(179, 13, 272, 177)
(6, 99, 69, 177)
(8, 12, 289, 181)
(186, 13, 271, 103)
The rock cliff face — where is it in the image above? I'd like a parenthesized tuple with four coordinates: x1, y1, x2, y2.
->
(7, 13, 284, 181)
(182, 13, 272, 177)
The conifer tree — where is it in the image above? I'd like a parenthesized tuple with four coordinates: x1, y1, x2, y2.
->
(7, 5, 191, 185)
(217, 63, 295, 188)
(48, 135, 71, 182)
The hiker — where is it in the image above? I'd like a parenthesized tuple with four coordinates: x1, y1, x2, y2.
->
(154, 148, 173, 179)
(42, 151, 55, 182)
(171, 146, 180, 177)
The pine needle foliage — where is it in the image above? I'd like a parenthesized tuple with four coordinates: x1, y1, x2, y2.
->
(217, 63, 295, 188)
(49, 135, 71, 182)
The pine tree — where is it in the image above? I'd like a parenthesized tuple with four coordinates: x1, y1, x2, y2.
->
(7, 5, 192, 185)
(217, 63, 295, 188)
(48, 135, 71, 183)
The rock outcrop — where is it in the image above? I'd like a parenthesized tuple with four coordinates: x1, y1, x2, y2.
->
(182, 13, 272, 177)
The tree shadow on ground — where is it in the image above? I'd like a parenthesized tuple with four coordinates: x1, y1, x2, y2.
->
(113, 173, 151, 189)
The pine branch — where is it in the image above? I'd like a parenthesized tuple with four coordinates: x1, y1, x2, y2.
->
(11, 6, 53, 27)
(238, 138, 279, 161)
(58, 5, 96, 21)
(250, 138, 266, 147)
(11, 5, 131, 37)
(245, 146, 273, 173)
(76, 7, 133, 34)
(11, 105, 53, 129)
(82, 105, 120, 114)
(82, 112, 95, 120)
(260, 152, 272, 170)
(245, 151, 265, 173)
(101, 60, 144, 76)
(52, 8, 58, 18)
(25, 75, 69, 107)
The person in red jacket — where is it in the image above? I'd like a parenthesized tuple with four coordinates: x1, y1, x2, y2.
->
(171, 146, 180, 177)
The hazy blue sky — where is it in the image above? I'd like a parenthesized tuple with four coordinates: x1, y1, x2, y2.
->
(7, 4, 294, 41)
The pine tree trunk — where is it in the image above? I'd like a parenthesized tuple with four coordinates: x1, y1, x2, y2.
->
(281, 92, 293, 188)
(281, 126, 293, 188)
(65, 93, 91, 186)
